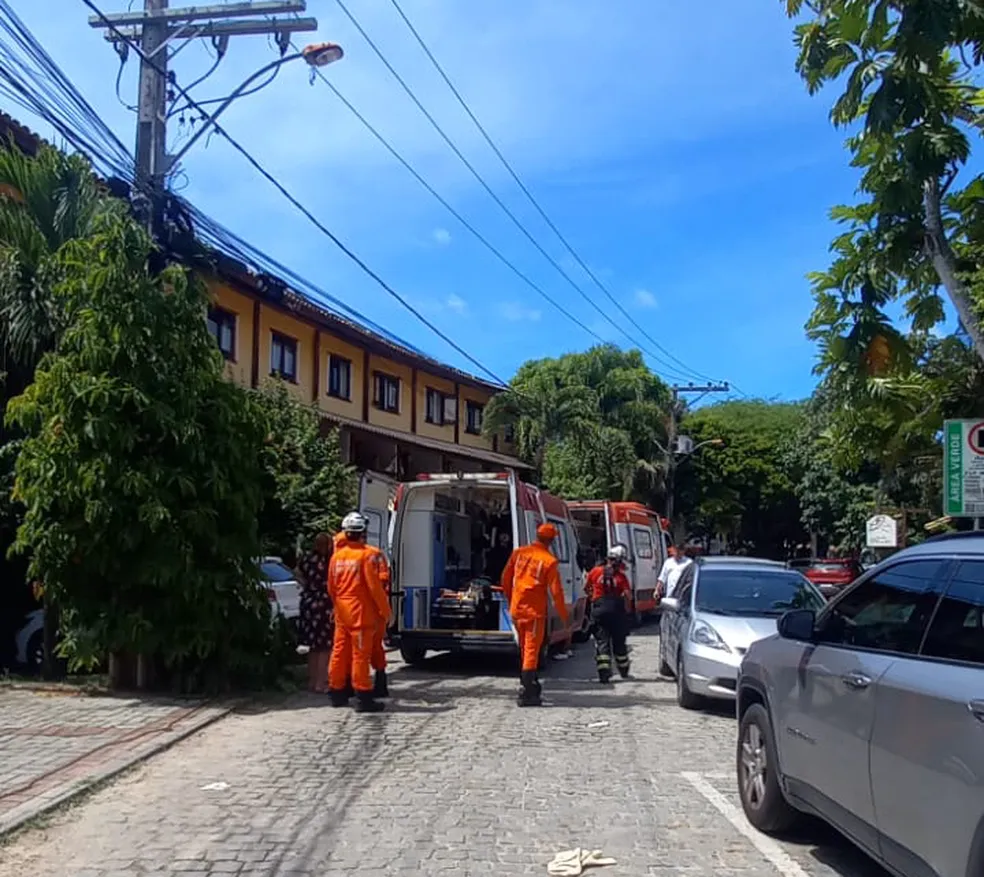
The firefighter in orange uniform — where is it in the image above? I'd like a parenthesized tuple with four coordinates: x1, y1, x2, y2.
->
(585, 545, 632, 683)
(500, 523, 570, 707)
(327, 512, 390, 712)
(334, 528, 392, 698)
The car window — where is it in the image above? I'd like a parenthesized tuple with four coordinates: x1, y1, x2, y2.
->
(695, 569, 825, 617)
(633, 528, 654, 559)
(817, 560, 948, 655)
(261, 561, 295, 583)
(921, 560, 984, 665)
(548, 519, 570, 563)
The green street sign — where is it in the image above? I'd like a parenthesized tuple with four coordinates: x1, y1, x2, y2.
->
(943, 419, 984, 517)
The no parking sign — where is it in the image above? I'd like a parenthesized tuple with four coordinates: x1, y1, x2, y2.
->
(944, 419, 984, 516)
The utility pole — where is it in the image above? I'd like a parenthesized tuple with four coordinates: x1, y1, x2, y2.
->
(88, 0, 318, 230)
(664, 382, 730, 531)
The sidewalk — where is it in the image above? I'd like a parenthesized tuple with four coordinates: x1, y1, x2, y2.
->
(0, 687, 233, 836)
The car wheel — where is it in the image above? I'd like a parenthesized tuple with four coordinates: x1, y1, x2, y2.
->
(676, 651, 702, 710)
(399, 644, 427, 666)
(737, 703, 801, 833)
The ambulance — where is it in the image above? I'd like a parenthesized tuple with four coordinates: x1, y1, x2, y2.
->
(361, 471, 589, 666)
(566, 500, 670, 621)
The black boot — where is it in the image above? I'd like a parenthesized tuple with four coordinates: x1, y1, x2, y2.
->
(616, 661, 631, 679)
(342, 679, 355, 699)
(598, 668, 613, 684)
(354, 690, 384, 713)
(328, 689, 351, 707)
(517, 670, 542, 707)
(373, 669, 389, 698)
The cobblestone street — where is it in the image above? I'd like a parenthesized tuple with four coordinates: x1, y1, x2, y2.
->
(0, 628, 888, 877)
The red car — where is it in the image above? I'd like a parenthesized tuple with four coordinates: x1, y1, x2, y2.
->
(801, 558, 863, 597)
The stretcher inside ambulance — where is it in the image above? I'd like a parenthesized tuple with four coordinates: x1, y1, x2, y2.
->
(385, 472, 588, 665)
(568, 501, 668, 620)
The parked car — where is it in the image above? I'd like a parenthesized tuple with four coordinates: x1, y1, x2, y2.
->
(9, 561, 300, 674)
(801, 557, 863, 597)
(260, 557, 300, 622)
(736, 532, 984, 877)
(659, 559, 825, 709)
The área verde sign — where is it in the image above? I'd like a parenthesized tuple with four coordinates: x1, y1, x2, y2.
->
(943, 420, 984, 517)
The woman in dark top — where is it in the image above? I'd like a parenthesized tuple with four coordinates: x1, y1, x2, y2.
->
(297, 532, 333, 693)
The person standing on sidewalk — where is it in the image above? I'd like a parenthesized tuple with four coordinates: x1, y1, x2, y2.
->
(296, 533, 334, 693)
(500, 523, 569, 707)
(657, 543, 693, 601)
(585, 546, 632, 683)
(327, 513, 390, 713)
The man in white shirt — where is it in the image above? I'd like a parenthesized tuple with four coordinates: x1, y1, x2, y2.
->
(657, 544, 692, 600)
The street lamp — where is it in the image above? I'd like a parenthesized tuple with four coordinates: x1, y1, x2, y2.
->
(169, 42, 344, 168)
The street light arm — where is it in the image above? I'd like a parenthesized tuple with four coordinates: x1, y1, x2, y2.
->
(168, 51, 304, 169)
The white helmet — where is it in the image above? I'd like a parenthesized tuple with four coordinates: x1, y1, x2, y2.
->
(607, 545, 627, 562)
(341, 511, 368, 533)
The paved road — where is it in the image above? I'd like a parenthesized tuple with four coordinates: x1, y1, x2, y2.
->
(0, 626, 888, 877)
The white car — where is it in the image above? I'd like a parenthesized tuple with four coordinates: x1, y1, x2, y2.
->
(260, 557, 301, 621)
(11, 560, 301, 673)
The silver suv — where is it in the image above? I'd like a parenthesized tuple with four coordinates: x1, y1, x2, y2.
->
(736, 533, 984, 877)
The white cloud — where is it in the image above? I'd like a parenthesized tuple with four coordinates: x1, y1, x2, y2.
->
(446, 293, 467, 314)
(500, 302, 542, 323)
(432, 227, 452, 246)
(635, 289, 657, 308)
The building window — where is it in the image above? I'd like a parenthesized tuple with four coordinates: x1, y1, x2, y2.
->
(425, 388, 457, 424)
(207, 307, 236, 361)
(270, 332, 298, 382)
(373, 372, 400, 413)
(504, 424, 516, 444)
(465, 400, 484, 435)
(328, 355, 352, 400)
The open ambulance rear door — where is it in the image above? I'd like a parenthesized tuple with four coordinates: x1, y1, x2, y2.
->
(358, 470, 398, 554)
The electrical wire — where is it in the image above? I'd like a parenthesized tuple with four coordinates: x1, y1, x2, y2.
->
(0, 0, 462, 375)
(333, 0, 709, 384)
(384, 0, 723, 387)
(80, 1, 513, 386)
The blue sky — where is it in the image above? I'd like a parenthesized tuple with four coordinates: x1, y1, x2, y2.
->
(5, 0, 867, 400)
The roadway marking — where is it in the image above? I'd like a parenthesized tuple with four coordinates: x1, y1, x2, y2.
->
(681, 771, 811, 877)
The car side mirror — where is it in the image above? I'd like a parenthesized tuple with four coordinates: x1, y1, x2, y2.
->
(777, 608, 815, 641)
(661, 597, 680, 612)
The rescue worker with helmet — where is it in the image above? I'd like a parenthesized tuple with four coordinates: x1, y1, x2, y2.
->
(500, 523, 569, 707)
(327, 512, 391, 712)
(585, 545, 632, 683)
(332, 527, 393, 699)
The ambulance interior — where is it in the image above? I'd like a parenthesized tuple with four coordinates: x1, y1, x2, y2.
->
(569, 509, 608, 571)
(395, 480, 518, 633)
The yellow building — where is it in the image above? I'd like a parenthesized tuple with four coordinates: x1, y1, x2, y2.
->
(206, 262, 525, 478)
(0, 110, 524, 478)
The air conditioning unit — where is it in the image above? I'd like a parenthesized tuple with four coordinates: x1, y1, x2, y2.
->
(674, 435, 694, 455)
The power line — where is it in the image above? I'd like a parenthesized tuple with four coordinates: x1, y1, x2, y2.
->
(333, 0, 708, 383)
(79, 0, 511, 388)
(383, 0, 723, 387)
(294, 45, 708, 381)
(0, 1, 490, 381)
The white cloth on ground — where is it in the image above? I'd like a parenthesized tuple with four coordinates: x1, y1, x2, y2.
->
(546, 848, 617, 875)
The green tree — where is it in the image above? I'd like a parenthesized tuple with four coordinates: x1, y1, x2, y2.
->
(675, 401, 808, 556)
(0, 146, 120, 675)
(783, 0, 984, 362)
(483, 344, 671, 502)
(252, 381, 355, 559)
(7, 211, 278, 692)
(483, 358, 597, 479)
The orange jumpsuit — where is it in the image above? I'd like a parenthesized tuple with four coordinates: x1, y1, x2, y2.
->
(327, 537, 391, 693)
(500, 542, 569, 671)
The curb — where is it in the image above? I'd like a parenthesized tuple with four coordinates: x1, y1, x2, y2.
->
(0, 701, 238, 838)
